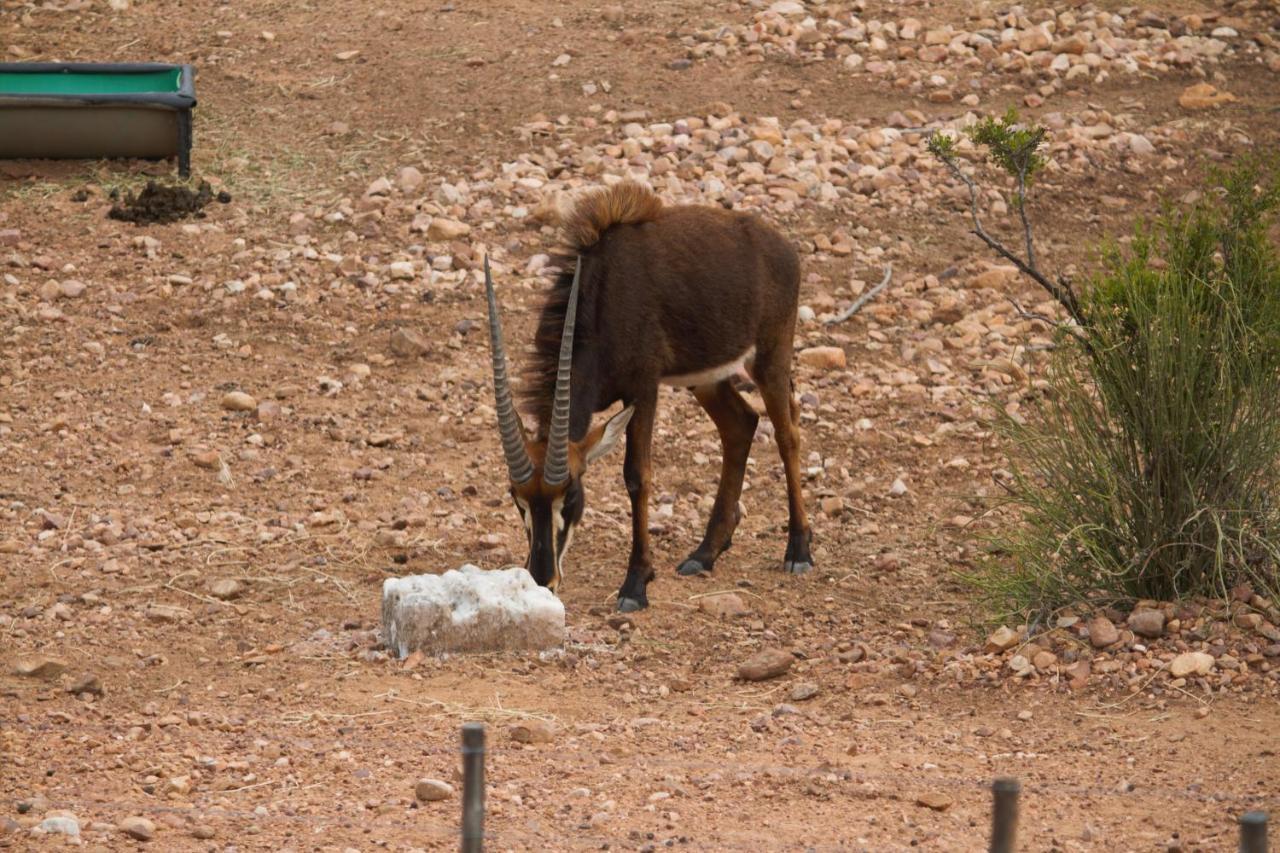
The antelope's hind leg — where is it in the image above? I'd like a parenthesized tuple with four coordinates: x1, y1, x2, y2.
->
(677, 380, 758, 577)
(617, 392, 658, 612)
(752, 355, 814, 575)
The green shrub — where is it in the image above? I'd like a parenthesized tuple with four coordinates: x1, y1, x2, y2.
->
(977, 158, 1280, 616)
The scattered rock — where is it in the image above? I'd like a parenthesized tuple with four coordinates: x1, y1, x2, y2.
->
(916, 792, 953, 811)
(145, 603, 189, 623)
(37, 815, 80, 837)
(737, 648, 794, 681)
(191, 450, 221, 470)
(984, 626, 1021, 653)
(66, 672, 103, 696)
(797, 346, 846, 370)
(119, 816, 155, 841)
(1127, 608, 1165, 639)
(1178, 83, 1236, 110)
(696, 592, 751, 618)
(390, 327, 431, 358)
(220, 391, 257, 412)
(1088, 615, 1120, 648)
(14, 656, 67, 679)
(790, 682, 820, 701)
(1169, 651, 1215, 678)
(383, 566, 565, 655)
(209, 578, 244, 600)
(415, 779, 454, 802)
(426, 217, 471, 241)
(509, 719, 556, 744)
(397, 166, 424, 192)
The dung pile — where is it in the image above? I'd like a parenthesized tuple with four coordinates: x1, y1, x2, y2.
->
(108, 180, 230, 224)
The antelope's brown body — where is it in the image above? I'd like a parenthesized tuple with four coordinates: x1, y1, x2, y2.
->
(486, 182, 814, 612)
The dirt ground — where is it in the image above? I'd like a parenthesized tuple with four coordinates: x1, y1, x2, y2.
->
(3, 0, 1280, 850)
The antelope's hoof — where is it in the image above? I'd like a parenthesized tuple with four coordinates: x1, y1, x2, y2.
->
(617, 596, 648, 613)
(676, 559, 711, 577)
(783, 559, 814, 575)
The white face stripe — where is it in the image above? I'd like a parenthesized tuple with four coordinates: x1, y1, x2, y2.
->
(660, 346, 756, 388)
(515, 496, 532, 534)
(551, 496, 567, 583)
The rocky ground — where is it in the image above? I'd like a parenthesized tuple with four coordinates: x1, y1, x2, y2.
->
(3, 0, 1280, 849)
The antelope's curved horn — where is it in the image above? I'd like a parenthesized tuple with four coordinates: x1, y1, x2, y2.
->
(542, 256, 582, 486)
(484, 256, 535, 485)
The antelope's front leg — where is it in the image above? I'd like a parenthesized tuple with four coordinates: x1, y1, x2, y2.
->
(617, 394, 658, 612)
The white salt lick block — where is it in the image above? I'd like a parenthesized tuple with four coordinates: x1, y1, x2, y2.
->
(382, 565, 565, 656)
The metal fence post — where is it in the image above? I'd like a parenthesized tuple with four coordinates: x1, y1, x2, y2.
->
(1240, 812, 1268, 853)
(990, 777, 1020, 853)
(461, 723, 486, 853)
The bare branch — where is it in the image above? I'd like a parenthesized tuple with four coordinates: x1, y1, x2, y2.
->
(825, 264, 893, 325)
(934, 147, 1087, 329)
(1007, 296, 1056, 327)
(1015, 161, 1037, 274)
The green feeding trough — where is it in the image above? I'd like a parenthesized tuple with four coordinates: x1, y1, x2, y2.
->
(0, 63, 196, 177)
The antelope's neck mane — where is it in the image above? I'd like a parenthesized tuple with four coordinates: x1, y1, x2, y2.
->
(520, 182, 664, 439)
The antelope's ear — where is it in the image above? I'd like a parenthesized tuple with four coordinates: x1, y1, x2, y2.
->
(583, 406, 634, 466)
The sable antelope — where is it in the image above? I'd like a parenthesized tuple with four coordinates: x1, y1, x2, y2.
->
(484, 182, 813, 612)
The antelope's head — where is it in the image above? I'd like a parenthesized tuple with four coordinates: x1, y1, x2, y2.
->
(484, 257, 632, 592)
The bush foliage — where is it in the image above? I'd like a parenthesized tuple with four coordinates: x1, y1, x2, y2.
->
(932, 119, 1280, 616)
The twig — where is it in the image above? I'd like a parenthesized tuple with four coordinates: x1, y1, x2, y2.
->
(825, 264, 893, 325)
(932, 142, 1087, 332)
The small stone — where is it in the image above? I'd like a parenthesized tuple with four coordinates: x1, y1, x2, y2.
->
(790, 682, 819, 701)
(191, 450, 221, 470)
(220, 391, 257, 412)
(1032, 650, 1057, 671)
(797, 346, 846, 370)
(820, 496, 844, 517)
(191, 825, 216, 840)
(145, 604, 188, 623)
(426, 217, 471, 241)
(38, 816, 80, 837)
(927, 629, 955, 648)
(120, 816, 155, 841)
(209, 578, 244, 600)
(737, 648, 794, 681)
(916, 792, 953, 811)
(1127, 133, 1156, 156)
(66, 672, 103, 696)
(1178, 83, 1236, 110)
(984, 626, 1020, 653)
(889, 477, 908, 496)
(59, 279, 86, 298)
(1127, 608, 1165, 639)
(509, 719, 556, 744)
(415, 779, 454, 802)
(390, 327, 431, 358)
(1169, 651, 1215, 678)
(1088, 615, 1120, 648)
(697, 592, 750, 618)
(396, 166, 424, 192)
(14, 656, 67, 679)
